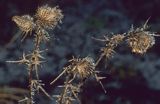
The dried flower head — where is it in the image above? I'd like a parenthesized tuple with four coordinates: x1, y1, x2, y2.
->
(35, 5, 63, 29)
(68, 56, 95, 79)
(12, 15, 35, 40)
(127, 19, 156, 54)
(127, 30, 155, 54)
(126, 19, 156, 54)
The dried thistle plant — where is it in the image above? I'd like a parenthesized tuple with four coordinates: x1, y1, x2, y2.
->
(50, 56, 106, 104)
(7, 3, 159, 104)
(7, 5, 63, 104)
(50, 20, 158, 104)
(95, 20, 159, 67)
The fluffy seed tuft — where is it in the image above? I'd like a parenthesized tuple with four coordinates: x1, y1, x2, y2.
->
(35, 5, 63, 29)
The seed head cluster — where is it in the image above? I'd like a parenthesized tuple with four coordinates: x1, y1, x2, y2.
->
(12, 5, 63, 41)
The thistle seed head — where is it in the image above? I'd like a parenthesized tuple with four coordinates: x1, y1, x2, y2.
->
(127, 31, 155, 54)
(12, 15, 35, 34)
(68, 57, 95, 79)
(35, 5, 63, 29)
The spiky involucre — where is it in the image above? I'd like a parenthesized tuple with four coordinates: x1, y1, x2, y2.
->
(12, 15, 34, 34)
(35, 5, 63, 29)
(127, 31, 155, 54)
(68, 57, 95, 79)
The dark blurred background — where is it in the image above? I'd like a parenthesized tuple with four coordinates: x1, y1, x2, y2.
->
(0, 0, 160, 104)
